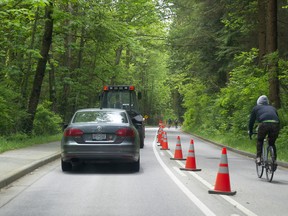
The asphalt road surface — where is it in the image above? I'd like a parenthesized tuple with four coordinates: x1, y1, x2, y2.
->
(0, 127, 287, 216)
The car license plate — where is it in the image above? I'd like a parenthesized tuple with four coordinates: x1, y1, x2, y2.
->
(92, 134, 106, 140)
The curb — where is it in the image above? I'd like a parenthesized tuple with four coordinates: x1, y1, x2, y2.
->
(0, 152, 60, 189)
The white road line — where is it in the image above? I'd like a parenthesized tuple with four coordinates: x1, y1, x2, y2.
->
(173, 166, 187, 177)
(153, 137, 216, 216)
(175, 160, 185, 167)
(154, 132, 258, 216)
(220, 196, 258, 216)
(166, 150, 174, 158)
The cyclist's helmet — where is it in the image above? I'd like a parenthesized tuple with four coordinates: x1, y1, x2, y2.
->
(257, 95, 269, 105)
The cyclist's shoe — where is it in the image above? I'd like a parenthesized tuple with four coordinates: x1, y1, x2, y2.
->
(273, 163, 278, 171)
(256, 157, 261, 165)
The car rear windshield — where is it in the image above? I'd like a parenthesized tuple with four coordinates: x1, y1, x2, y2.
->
(72, 111, 128, 123)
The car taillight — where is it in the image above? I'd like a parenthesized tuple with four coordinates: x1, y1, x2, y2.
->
(64, 128, 84, 137)
(116, 128, 135, 137)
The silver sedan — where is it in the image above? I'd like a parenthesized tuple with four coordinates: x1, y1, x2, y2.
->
(61, 108, 140, 172)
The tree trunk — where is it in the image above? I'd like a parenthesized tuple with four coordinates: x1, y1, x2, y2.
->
(110, 46, 123, 85)
(125, 48, 131, 69)
(60, 3, 74, 122)
(21, 7, 40, 107)
(115, 45, 123, 65)
(24, 2, 54, 134)
(266, 0, 280, 108)
(48, 54, 57, 113)
(258, 0, 266, 65)
(77, 26, 86, 69)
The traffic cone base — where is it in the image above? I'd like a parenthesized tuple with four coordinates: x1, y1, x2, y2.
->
(170, 158, 186, 161)
(180, 167, 201, 171)
(208, 189, 236, 196)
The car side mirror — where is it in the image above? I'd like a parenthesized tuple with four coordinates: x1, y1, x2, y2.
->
(132, 115, 143, 123)
(62, 123, 68, 131)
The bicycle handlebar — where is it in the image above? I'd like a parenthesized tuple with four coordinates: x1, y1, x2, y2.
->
(248, 132, 257, 140)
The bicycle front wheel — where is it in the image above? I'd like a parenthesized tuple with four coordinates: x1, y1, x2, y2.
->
(256, 163, 264, 178)
(265, 146, 275, 182)
(256, 158, 264, 178)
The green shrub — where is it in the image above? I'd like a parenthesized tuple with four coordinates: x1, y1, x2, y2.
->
(276, 126, 288, 161)
(0, 86, 27, 135)
(33, 101, 62, 135)
(6, 133, 29, 141)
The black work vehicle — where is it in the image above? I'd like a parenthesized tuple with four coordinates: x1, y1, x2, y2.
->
(100, 85, 145, 148)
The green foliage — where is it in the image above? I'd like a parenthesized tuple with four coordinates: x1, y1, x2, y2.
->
(1, 0, 168, 129)
(33, 101, 62, 135)
(179, 79, 209, 130)
(180, 48, 269, 136)
(221, 0, 257, 34)
(166, 0, 288, 161)
(0, 86, 27, 135)
(215, 49, 268, 133)
(168, 0, 226, 89)
(1, 0, 288, 162)
(276, 126, 288, 161)
(0, 133, 61, 153)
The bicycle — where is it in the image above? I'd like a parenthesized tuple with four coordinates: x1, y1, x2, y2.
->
(252, 133, 276, 182)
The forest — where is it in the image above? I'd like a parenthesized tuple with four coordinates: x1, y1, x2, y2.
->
(0, 0, 288, 159)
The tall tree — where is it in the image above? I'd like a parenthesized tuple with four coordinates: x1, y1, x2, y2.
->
(266, 0, 280, 108)
(258, 0, 266, 64)
(24, 1, 54, 134)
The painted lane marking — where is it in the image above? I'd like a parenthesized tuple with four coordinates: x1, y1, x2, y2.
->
(153, 136, 216, 216)
(173, 166, 187, 177)
(155, 132, 258, 216)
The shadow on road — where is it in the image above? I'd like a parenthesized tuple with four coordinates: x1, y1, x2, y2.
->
(62, 162, 143, 175)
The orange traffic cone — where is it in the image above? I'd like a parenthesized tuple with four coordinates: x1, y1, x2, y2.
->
(157, 127, 163, 145)
(180, 139, 201, 171)
(170, 136, 186, 160)
(208, 148, 236, 195)
(160, 132, 170, 150)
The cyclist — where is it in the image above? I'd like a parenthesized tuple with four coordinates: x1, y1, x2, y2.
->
(174, 119, 178, 128)
(167, 118, 172, 128)
(248, 95, 280, 167)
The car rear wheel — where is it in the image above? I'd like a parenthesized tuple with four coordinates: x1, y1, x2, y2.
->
(140, 135, 144, 148)
(131, 159, 140, 172)
(61, 159, 72, 172)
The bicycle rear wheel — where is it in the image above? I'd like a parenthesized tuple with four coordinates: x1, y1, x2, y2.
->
(265, 146, 275, 182)
(256, 158, 264, 178)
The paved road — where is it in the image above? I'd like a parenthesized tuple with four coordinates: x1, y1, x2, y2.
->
(0, 142, 60, 189)
(0, 127, 288, 216)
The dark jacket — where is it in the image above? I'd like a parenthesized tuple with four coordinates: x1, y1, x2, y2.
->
(248, 95, 279, 133)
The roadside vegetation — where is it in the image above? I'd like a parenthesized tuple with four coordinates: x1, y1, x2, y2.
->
(0, 134, 61, 154)
(0, 1, 287, 162)
(0, 101, 62, 153)
(165, 1, 288, 163)
(189, 129, 288, 163)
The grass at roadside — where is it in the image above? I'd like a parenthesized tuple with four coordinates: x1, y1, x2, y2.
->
(0, 134, 62, 154)
(187, 129, 287, 163)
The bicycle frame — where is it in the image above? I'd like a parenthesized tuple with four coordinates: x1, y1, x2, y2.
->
(263, 139, 268, 161)
(256, 138, 275, 182)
